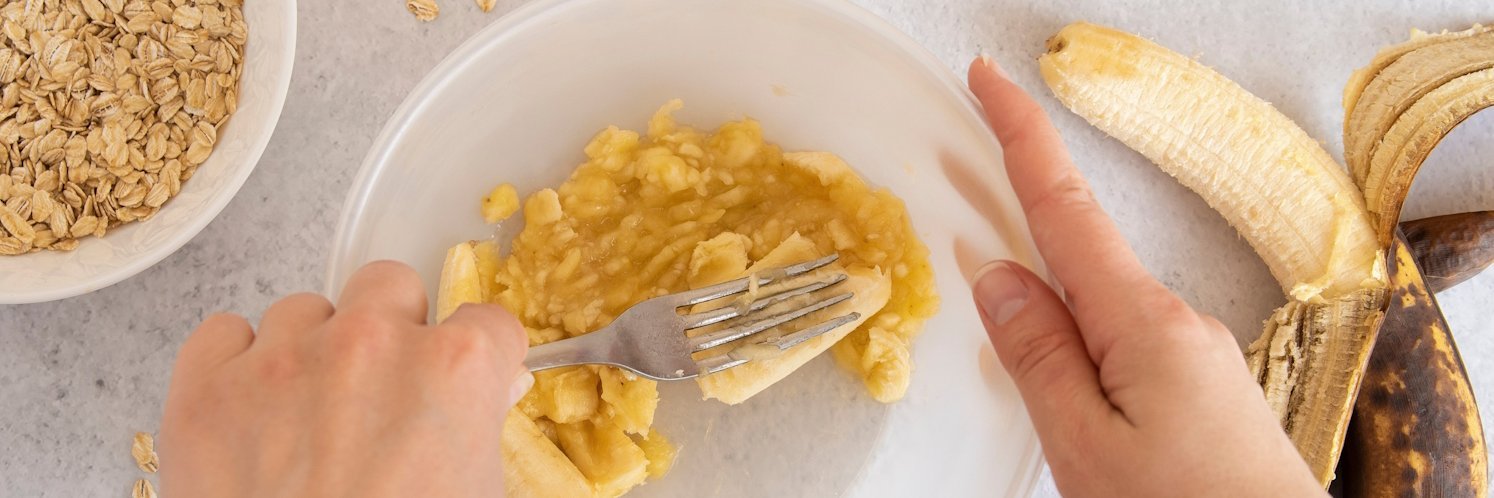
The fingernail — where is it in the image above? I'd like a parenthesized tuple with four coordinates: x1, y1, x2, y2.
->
(508, 371, 535, 403)
(972, 261, 1028, 326)
(979, 53, 1009, 79)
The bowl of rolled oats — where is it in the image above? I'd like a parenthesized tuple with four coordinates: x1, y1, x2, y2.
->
(0, 0, 296, 304)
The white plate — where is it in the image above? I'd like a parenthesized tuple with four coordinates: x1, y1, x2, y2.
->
(327, 0, 1044, 496)
(0, 1, 298, 304)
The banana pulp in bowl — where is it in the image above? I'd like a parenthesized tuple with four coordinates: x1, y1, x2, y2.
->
(435, 100, 937, 496)
(329, 0, 1046, 496)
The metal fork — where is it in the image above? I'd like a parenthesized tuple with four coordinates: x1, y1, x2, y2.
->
(522, 255, 860, 381)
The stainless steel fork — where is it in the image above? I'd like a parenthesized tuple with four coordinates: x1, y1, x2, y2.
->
(522, 255, 859, 381)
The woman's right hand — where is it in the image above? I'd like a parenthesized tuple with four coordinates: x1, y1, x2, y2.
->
(966, 55, 1326, 497)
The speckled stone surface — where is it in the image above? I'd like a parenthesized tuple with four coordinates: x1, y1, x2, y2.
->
(0, 1, 1489, 496)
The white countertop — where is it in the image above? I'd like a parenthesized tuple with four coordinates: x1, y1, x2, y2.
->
(1, 1, 1489, 496)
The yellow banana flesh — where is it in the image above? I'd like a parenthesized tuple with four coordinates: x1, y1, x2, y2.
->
(1040, 22, 1389, 485)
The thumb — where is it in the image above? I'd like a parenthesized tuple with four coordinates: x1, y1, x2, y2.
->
(442, 302, 534, 407)
(973, 261, 1115, 441)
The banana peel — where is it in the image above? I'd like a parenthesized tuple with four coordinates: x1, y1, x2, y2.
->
(1338, 234, 1488, 498)
(1342, 25, 1494, 244)
(1338, 26, 1493, 498)
(1401, 212, 1494, 293)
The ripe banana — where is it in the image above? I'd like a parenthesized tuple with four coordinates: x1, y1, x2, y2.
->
(1039, 22, 1389, 485)
(1342, 25, 1494, 243)
(1338, 235, 1488, 498)
(1402, 211, 1494, 293)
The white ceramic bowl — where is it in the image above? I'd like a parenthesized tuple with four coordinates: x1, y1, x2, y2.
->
(0, 2, 297, 304)
(329, 1, 1045, 496)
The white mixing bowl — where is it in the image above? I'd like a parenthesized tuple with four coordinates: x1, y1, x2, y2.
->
(329, 0, 1045, 496)
(0, 1, 297, 304)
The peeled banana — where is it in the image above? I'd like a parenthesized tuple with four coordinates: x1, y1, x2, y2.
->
(1039, 22, 1389, 484)
(1342, 25, 1494, 243)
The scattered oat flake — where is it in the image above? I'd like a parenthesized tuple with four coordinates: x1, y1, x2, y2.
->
(132, 479, 156, 498)
(132, 432, 159, 473)
(407, 0, 439, 21)
(476, 0, 496, 12)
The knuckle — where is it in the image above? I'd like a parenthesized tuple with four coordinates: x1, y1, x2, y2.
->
(358, 260, 421, 286)
(280, 292, 334, 311)
(990, 102, 1048, 145)
(1128, 287, 1198, 326)
(323, 311, 396, 354)
(433, 324, 497, 368)
(449, 304, 527, 353)
(1150, 295, 1198, 324)
(1006, 329, 1076, 385)
(251, 350, 303, 383)
(1027, 171, 1099, 220)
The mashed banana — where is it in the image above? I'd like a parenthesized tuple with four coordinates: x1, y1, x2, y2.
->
(438, 101, 937, 497)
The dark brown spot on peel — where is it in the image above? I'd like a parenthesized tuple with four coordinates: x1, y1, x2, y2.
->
(1367, 387, 1391, 407)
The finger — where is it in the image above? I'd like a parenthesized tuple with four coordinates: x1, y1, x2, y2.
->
(440, 303, 531, 384)
(336, 260, 429, 324)
(968, 56, 1169, 341)
(173, 312, 254, 376)
(972, 260, 1121, 449)
(1193, 313, 1242, 350)
(253, 292, 335, 348)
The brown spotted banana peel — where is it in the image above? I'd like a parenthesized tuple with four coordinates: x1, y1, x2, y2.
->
(1038, 22, 1389, 485)
(1338, 235, 1488, 498)
(1343, 24, 1494, 244)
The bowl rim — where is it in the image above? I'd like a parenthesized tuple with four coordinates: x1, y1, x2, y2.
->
(327, 0, 1044, 496)
(0, 2, 299, 304)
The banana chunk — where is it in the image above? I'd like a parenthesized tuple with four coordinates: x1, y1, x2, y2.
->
(436, 241, 484, 322)
(502, 414, 594, 498)
(691, 232, 892, 405)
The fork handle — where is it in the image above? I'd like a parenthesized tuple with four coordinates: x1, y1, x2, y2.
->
(523, 330, 613, 373)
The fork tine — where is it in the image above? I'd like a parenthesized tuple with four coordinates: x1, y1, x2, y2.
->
(696, 354, 749, 375)
(689, 291, 853, 352)
(681, 272, 849, 329)
(694, 312, 862, 376)
(761, 312, 861, 350)
(666, 254, 840, 307)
